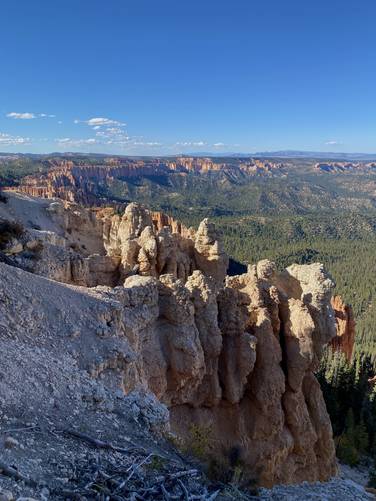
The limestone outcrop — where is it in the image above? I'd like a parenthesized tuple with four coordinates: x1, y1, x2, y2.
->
(329, 295, 356, 361)
(0, 192, 338, 487)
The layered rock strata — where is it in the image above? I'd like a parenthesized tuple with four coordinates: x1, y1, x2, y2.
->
(5, 157, 285, 204)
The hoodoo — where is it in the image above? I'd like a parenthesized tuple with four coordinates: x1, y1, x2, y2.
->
(329, 295, 356, 362)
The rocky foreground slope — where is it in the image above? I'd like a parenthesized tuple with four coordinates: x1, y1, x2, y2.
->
(0, 191, 367, 498)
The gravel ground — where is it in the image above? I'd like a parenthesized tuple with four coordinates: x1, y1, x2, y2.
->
(258, 477, 374, 500)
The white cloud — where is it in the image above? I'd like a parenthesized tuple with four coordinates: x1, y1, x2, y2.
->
(7, 112, 36, 120)
(132, 141, 162, 146)
(75, 117, 126, 127)
(54, 134, 164, 150)
(90, 118, 121, 126)
(105, 127, 123, 134)
(7, 112, 56, 120)
(95, 127, 126, 138)
(0, 132, 30, 145)
(213, 142, 225, 147)
(176, 141, 207, 147)
(92, 126, 134, 146)
(325, 140, 342, 145)
(57, 116, 165, 150)
(55, 138, 72, 143)
(55, 137, 97, 146)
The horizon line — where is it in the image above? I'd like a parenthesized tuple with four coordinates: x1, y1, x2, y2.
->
(1, 149, 376, 159)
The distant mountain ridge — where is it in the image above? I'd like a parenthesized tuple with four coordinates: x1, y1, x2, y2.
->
(254, 150, 376, 160)
(2, 150, 376, 161)
(189, 150, 376, 160)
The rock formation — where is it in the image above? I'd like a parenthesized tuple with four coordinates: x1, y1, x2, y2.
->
(329, 295, 356, 361)
(5, 157, 285, 205)
(0, 192, 338, 487)
(0, 195, 228, 288)
(315, 161, 376, 173)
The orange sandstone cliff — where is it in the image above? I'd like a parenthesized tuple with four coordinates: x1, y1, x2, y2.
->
(329, 295, 356, 361)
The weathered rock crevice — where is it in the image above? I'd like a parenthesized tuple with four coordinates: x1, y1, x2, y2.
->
(278, 305, 289, 379)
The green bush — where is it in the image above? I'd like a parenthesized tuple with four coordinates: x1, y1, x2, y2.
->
(186, 423, 213, 459)
(337, 434, 360, 466)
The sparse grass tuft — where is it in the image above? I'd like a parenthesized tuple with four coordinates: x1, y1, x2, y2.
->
(207, 445, 259, 496)
(145, 455, 166, 472)
(185, 424, 213, 459)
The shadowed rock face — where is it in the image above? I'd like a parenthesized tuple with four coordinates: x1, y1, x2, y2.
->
(0, 193, 338, 487)
(329, 295, 356, 361)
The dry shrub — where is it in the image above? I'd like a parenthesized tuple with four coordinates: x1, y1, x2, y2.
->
(0, 220, 24, 250)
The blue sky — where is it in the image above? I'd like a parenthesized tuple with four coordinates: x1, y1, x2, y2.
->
(0, 0, 375, 155)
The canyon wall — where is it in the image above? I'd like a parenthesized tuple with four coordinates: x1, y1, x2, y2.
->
(5, 157, 285, 205)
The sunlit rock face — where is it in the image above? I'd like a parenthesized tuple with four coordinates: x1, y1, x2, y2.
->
(329, 295, 356, 362)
